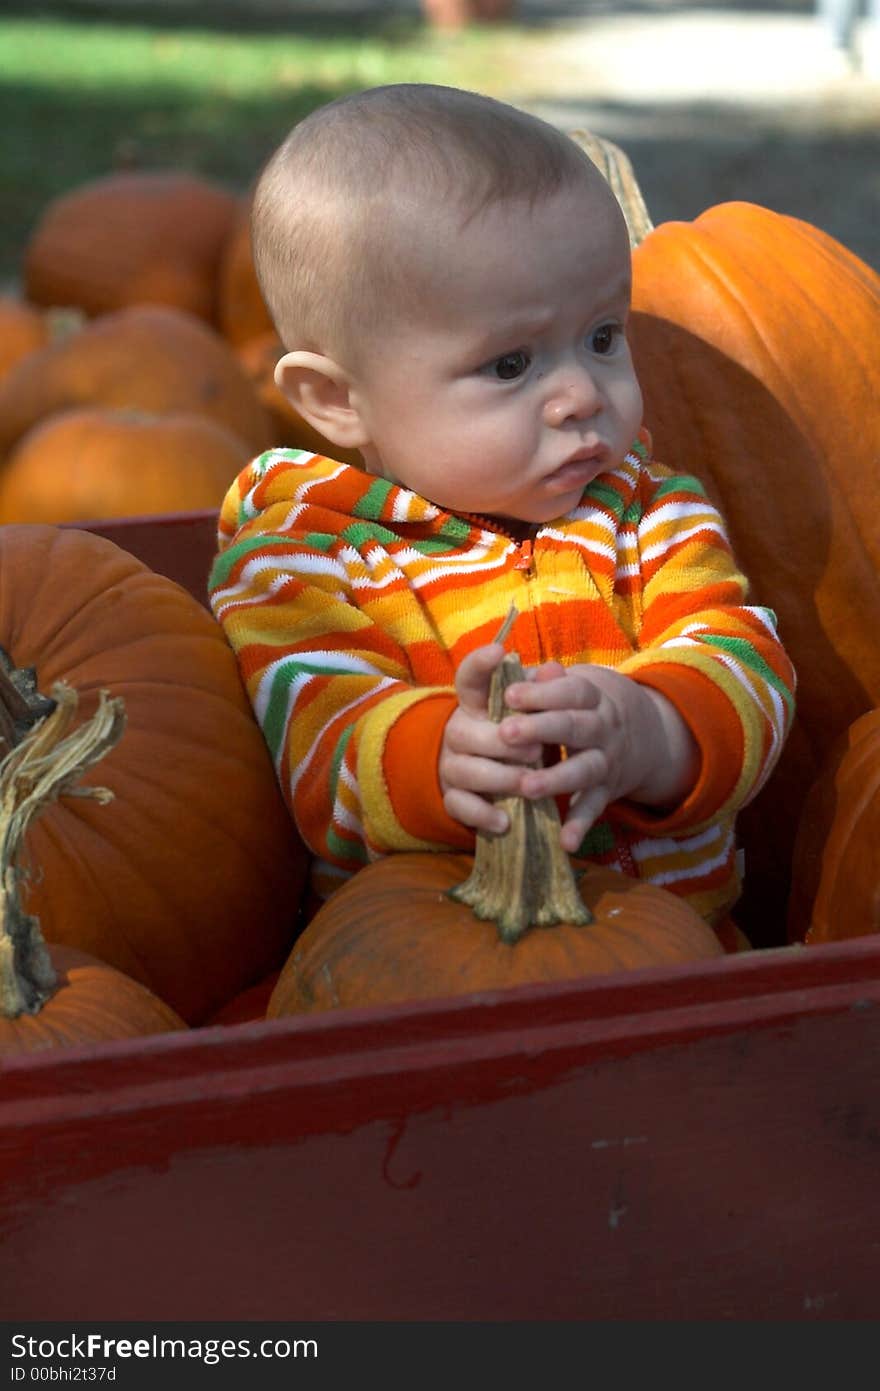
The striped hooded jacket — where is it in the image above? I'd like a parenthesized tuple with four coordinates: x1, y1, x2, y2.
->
(209, 434, 796, 926)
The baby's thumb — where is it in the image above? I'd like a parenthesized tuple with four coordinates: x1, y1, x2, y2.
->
(455, 642, 505, 712)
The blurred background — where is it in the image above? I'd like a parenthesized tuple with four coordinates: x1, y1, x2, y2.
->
(2, 0, 878, 288)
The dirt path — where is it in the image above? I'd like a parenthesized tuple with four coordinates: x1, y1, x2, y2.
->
(501, 6, 880, 270)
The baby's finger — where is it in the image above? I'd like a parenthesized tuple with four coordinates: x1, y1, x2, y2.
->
(503, 673, 601, 713)
(455, 643, 506, 713)
(442, 751, 530, 799)
(500, 706, 602, 752)
(442, 787, 509, 837)
(445, 711, 539, 764)
(559, 787, 611, 852)
(519, 747, 608, 800)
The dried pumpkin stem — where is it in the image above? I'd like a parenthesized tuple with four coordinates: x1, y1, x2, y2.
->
(450, 643, 592, 944)
(0, 646, 57, 755)
(0, 682, 126, 1018)
(569, 130, 654, 249)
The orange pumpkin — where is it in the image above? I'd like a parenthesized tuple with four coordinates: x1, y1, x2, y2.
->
(0, 407, 252, 524)
(0, 295, 50, 382)
(216, 204, 275, 347)
(629, 201, 880, 945)
(23, 170, 241, 325)
(268, 854, 724, 1016)
(269, 645, 722, 1017)
(1, 946, 186, 1057)
(0, 303, 275, 461)
(203, 971, 280, 1027)
(787, 708, 880, 945)
(0, 524, 308, 1025)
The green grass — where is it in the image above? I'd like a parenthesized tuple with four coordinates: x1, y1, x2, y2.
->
(0, 10, 534, 287)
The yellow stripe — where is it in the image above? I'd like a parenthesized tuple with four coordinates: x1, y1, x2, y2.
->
(356, 687, 453, 852)
(619, 645, 761, 815)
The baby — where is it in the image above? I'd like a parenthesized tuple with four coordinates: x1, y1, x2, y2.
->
(209, 83, 795, 931)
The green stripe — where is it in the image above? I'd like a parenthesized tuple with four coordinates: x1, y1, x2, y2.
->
(327, 825, 369, 864)
(436, 515, 473, 542)
(301, 531, 340, 553)
(261, 659, 366, 756)
(576, 819, 615, 859)
(327, 725, 352, 811)
(351, 476, 395, 520)
(262, 662, 300, 759)
(583, 478, 625, 514)
(408, 535, 473, 556)
(703, 634, 795, 715)
(342, 520, 400, 547)
(653, 472, 707, 501)
(209, 533, 294, 588)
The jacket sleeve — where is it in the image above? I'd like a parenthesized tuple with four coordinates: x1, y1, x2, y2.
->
(612, 465, 796, 835)
(209, 473, 470, 873)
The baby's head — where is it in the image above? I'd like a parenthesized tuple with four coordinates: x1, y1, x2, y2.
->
(254, 84, 643, 523)
(252, 83, 599, 362)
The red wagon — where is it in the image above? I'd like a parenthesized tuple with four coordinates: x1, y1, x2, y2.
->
(2, 510, 878, 1322)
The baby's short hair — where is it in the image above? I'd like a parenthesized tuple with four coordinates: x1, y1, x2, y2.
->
(252, 83, 605, 359)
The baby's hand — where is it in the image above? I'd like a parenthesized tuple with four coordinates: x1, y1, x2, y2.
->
(438, 643, 544, 835)
(499, 662, 699, 852)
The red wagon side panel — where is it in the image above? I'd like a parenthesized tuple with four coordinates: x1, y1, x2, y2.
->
(2, 511, 872, 1321)
(3, 939, 880, 1320)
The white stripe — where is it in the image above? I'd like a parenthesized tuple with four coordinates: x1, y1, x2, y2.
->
(640, 519, 727, 564)
(541, 526, 616, 562)
(410, 552, 511, 589)
(640, 498, 715, 531)
(390, 490, 441, 523)
(631, 825, 735, 886)
(331, 799, 365, 839)
(564, 507, 619, 536)
(236, 549, 348, 585)
(254, 650, 392, 726)
(287, 678, 399, 795)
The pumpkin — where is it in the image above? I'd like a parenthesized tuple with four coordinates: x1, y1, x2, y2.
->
(421, 0, 515, 27)
(23, 170, 241, 325)
(0, 295, 50, 382)
(216, 204, 275, 347)
(0, 304, 275, 461)
(0, 682, 188, 1053)
(628, 201, 880, 946)
(0, 524, 309, 1025)
(203, 970, 280, 1027)
(0, 944, 186, 1056)
(787, 708, 880, 945)
(268, 648, 723, 1018)
(0, 407, 252, 524)
(235, 333, 363, 465)
(268, 853, 725, 1016)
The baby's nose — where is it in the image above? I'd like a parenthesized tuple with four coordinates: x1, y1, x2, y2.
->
(542, 374, 600, 426)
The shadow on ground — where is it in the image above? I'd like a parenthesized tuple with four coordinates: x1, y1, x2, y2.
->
(523, 94, 880, 269)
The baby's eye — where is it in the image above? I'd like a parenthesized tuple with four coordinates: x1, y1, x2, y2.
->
(492, 350, 531, 380)
(590, 323, 619, 355)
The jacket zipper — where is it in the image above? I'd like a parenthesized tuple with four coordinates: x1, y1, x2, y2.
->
(513, 538, 534, 576)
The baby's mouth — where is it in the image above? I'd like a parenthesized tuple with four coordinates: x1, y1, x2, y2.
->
(545, 446, 607, 490)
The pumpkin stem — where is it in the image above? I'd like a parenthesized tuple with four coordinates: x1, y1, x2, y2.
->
(449, 642, 593, 944)
(569, 130, 654, 249)
(0, 647, 57, 755)
(0, 682, 126, 1018)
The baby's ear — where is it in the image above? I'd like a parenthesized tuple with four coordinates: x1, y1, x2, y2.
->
(274, 351, 370, 450)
